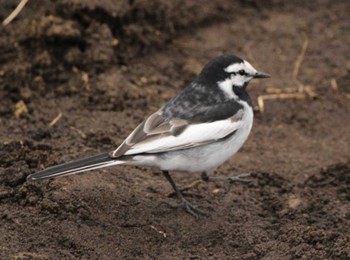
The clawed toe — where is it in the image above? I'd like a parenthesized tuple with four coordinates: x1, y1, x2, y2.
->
(161, 170, 209, 218)
(160, 198, 209, 218)
(223, 173, 253, 193)
(227, 173, 252, 184)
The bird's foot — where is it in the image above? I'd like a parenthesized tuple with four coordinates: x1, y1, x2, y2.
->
(224, 173, 252, 193)
(201, 172, 252, 184)
(227, 173, 252, 184)
(160, 197, 209, 219)
(201, 172, 253, 194)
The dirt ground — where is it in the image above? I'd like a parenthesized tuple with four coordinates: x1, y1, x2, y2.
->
(1, 0, 350, 259)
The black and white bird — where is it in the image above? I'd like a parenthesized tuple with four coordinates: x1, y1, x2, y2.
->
(27, 55, 270, 217)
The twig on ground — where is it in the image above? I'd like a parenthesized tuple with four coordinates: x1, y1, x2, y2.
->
(256, 37, 317, 112)
(2, 0, 29, 26)
(48, 112, 62, 127)
(70, 126, 87, 139)
(14, 100, 28, 117)
(150, 225, 167, 238)
(330, 78, 338, 91)
(292, 37, 309, 92)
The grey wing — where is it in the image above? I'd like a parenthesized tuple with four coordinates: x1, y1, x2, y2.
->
(111, 111, 188, 157)
(110, 103, 245, 157)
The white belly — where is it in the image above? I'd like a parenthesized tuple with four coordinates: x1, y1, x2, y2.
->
(132, 101, 254, 173)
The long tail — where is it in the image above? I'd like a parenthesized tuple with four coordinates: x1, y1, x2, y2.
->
(27, 152, 125, 181)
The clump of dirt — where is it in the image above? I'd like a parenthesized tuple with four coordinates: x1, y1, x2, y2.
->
(1, 0, 349, 259)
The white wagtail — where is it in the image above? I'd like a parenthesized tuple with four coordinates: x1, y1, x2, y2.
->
(27, 55, 270, 217)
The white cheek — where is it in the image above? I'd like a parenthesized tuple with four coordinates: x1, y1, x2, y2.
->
(218, 78, 238, 99)
(218, 75, 253, 99)
(230, 75, 246, 87)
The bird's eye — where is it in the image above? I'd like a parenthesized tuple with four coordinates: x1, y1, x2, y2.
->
(238, 70, 245, 76)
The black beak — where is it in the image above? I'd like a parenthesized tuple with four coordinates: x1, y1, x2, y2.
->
(254, 72, 271, 79)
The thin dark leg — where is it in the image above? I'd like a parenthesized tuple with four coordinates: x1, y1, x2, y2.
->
(162, 171, 185, 200)
(162, 171, 208, 218)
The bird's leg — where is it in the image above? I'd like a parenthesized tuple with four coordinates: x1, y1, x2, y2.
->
(201, 172, 251, 193)
(161, 171, 208, 218)
(166, 180, 202, 198)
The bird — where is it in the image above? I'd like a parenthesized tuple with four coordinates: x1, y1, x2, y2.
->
(27, 55, 270, 217)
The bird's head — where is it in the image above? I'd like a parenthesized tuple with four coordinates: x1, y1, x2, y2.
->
(196, 55, 270, 99)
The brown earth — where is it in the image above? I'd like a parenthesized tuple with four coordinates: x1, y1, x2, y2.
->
(1, 0, 350, 259)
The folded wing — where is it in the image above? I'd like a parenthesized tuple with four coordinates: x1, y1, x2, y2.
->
(111, 101, 245, 157)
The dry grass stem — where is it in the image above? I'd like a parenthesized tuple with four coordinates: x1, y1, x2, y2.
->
(330, 78, 338, 91)
(256, 37, 317, 112)
(81, 72, 90, 91)
(257, 93, 306, 112)
(2, 0, 29, 26)
(48, 112, 62, 127)
(150, 225, 167, 238)
(292, 38, 309, 92)
(70, 126, 87, 139)
(14, 100, 28, 117)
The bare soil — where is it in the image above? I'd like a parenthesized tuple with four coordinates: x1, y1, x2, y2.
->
(1, 0, 350, 259)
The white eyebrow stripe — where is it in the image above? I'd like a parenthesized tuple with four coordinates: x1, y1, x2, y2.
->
(224, 60, 258, 75)
(243, 60, 257, 74)
(224, 63, 245, 73)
